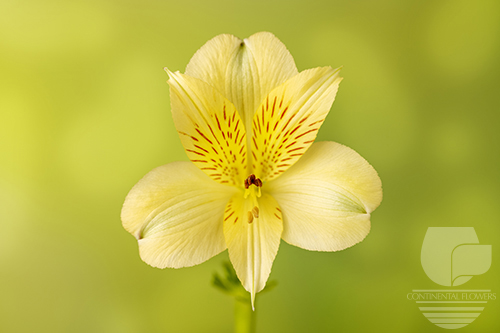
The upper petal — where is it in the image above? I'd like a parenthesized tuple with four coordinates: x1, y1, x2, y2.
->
(265, 141, 382, 251)
(167, 70, 247, 186)
(121, 162, 238, 268)
(251, 67, 343, 181)
(185, 32, 299, 134)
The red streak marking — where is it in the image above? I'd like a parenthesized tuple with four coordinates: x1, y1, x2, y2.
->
(279, 106, 289, 120)
(212, 147, 219, 155)
(235, 130, 240, 144)
(194, 145, 209, 153)
(207, 124, 221, 145)
(201, 167, 217, 170)
(308, 119, 324, 127)
(224, 211, 234, 221)
(221, 180, 229, 184)
(295, 128, 318, 139)
(239, 145, 245, 154)
(266, 122, 269, 133)
(288, 147, 305, 153)
(210, 174, 222, 176)
(285, 141, 296, 149)
(215, 114, 222, 131)
(282, 111, 297, 131)
(187, 149, 205, 156)
(274, 213, 282, 220)
(273, 121, 279, 131)
(252, 151, 257, 160)
(252, 137, 259, 150)
(238, 133, 245, 146)
(223, 105, 227, 120)
(303, 140, 314, 144)
(195, 128, 213, 144)
(234, 217, 239, 224)
(272, 96, 277, 118)
(299, 115, 309, 124)
(192, 160, 207, 163)
(277, 164, 290, 167)
(289, 125, 301, 137)
(279, 98, 284, 108)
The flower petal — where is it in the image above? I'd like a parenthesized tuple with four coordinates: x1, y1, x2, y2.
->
(266, 141, 382, 251)
(167, 70, 247, 186)
(223, 192, 283, 306)
(121, 162, 238, 268)
(185, 32, 298, 133)
(251, 67, 343, 182)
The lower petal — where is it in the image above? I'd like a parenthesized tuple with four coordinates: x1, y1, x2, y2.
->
(223, 191, 283, 305)
(121, 162, 238, 268)
(266, 141, 382, 251)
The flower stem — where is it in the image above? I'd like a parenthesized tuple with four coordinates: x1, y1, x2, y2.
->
(234, 297, 256, 333)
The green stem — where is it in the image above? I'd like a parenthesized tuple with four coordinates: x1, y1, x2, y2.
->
(234, 298, 256, 333)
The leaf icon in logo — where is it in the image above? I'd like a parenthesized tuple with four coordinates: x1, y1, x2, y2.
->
(421, 227, 491, 287)
(452, 244, 492, 286)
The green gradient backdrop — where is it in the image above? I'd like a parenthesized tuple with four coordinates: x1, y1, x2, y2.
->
(1, 0, 499, 332)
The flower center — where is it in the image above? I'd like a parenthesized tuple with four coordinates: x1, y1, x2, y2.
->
(244, 174, 262, 189)
(243, 174, 262, 199)
(244, 176, 261, 224)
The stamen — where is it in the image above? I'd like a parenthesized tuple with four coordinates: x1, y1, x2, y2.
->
(244, 174, 263, 189)
(247, 211, 254, 224)
(251, 206, 259, 218)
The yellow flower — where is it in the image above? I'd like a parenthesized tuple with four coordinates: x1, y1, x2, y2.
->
(121, 32, 382, 306)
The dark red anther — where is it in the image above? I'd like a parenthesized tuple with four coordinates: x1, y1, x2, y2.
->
(244, 174, 262, 189)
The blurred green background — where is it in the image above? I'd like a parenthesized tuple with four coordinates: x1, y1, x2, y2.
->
(1, 0, 499, 332)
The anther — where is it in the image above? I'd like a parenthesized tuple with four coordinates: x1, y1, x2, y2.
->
(251, 206, 259, 218)
(244, 174, 263, 189)
(247, 211, 254, 224)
